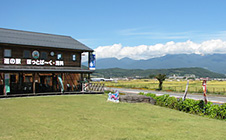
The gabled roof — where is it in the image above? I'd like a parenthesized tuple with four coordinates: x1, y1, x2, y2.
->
(0, 28, 93, 52)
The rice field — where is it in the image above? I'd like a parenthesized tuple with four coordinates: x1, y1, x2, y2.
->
(103, 79, 226, 95)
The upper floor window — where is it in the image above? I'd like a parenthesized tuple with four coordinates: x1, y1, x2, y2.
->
(57, 54, 62, 60)
(23, 50, 31, 58)
(72, 54, 76, 61)
(40, 52, 48, 60)
(4, 49, 11, 57)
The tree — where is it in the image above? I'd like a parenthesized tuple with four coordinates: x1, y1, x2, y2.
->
(155, 74, 166, 90)
(149, 74, 155, 79)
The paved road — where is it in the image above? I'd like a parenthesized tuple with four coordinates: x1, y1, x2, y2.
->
(105, 87, 226, 104)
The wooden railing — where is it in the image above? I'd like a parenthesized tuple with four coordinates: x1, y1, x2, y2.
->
(87, 83, 105, 92)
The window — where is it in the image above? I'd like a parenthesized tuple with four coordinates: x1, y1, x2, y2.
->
(40, 52, 48, 60)
(4, 49, 11, 57)
(72, 54, 76, 61)
(10, 75, 16, 83)
(57, 54, 62, 60)
(25, 76, 32, 82)
(23, 50, 31, 58)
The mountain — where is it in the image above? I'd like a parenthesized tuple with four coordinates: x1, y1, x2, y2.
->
(83, 54, 226, 74)
(92, 67, 226, 78)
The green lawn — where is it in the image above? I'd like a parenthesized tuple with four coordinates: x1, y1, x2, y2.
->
(0, 94, 226, 140)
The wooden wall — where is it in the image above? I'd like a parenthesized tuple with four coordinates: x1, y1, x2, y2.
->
(0, 44, 83, 67)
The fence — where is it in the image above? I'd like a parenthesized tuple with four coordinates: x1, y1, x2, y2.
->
(87, 83, 105, 92)
(162, 86, 226, 94)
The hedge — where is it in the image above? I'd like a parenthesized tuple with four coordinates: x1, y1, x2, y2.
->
(139, 92, 226, 120)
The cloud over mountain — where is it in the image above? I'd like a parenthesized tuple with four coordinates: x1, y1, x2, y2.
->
(94, 39, 226, 60)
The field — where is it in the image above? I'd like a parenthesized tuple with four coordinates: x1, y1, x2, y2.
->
(1, 94, 226, 140)
(103, 79, 226, 95)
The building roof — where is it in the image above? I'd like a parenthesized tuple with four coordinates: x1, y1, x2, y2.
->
(0, 28, 93, 52)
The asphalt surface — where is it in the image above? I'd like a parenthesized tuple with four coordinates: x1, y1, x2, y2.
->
(105, 87, 226, 104)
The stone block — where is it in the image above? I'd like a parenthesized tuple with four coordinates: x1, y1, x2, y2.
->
(119, 95, 156, 105)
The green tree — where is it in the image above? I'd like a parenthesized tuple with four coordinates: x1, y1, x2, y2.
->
(155, 74, 166, 90)
(149, 74, 155, 79)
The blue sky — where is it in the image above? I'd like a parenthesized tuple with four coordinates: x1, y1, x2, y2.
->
(1, 0, 226, 59)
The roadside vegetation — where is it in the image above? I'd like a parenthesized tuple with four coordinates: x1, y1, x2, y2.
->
(140, 92, 226, 120)
(103, 79, 226, 95)
(1, 94, 226, 140)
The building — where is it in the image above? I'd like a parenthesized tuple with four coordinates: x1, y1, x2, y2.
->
(0, 28, 97, 96)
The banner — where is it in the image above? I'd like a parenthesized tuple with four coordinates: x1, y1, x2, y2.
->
(89, 53, 96, 70)
(202, 80, 208, 104)
(58, 76, 64, 93)
(183, 80, 189, 101)
(4, 73, 10, 95)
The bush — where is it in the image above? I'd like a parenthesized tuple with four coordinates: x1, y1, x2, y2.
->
(142, 92, 226, 120)
(165, 97, 178, 109)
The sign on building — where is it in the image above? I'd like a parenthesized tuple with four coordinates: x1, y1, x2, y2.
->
(89, 53, 96, 70)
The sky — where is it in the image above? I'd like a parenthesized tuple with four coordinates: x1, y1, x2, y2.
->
(1, 0, 226, 60)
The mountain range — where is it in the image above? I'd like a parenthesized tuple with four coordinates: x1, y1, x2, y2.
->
(93, 67, 226, 78)
(85, 54, 226, 74)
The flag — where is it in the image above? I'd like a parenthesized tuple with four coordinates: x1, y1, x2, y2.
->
(202, 80, 208, 104)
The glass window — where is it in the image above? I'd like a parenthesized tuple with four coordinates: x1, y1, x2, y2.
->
(41, 52, 48, 60)
(23, 50, 31, 58)
(4, 49, 11, 57)
(57, 54, 62, 60)
(72, 54, 76, 61)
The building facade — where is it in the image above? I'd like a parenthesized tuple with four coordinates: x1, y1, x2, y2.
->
(0, 28, 95, 95)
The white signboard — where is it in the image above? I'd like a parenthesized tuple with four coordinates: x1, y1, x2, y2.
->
(26, 59, 64, 66)
(4, 58, 21, 65)
(3, 58, 64, 66)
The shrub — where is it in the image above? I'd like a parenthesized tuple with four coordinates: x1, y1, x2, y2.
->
(143, 93, 226, 120)
(139, 92, 145, 95)
(165, 97, 178, 109)
(145, 93, 157, 99)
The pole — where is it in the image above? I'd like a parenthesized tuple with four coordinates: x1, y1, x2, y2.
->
(183, 80, 189, 101)
(33, 73, 36, 94)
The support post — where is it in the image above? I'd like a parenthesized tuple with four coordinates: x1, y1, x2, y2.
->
(33, 73, 36, 94)
(52, 73, 54, 92)
(81, 73, 83, 92)
(3, 73, 6, 96)
(88, 73, 90, 82)
(88, 52, 91, 69)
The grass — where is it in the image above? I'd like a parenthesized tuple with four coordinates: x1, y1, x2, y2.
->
(1, 94, 226, 139)
(104, 79, 226, 95)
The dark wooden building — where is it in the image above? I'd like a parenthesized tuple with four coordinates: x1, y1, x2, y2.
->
(0, 28, 96, 95)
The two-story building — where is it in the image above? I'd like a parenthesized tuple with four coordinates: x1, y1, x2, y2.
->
(0, 28, 96, 96)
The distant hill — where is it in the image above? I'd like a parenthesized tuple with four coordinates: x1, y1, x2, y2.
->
(92, 67, 226, 78)
(83, 54, 226, 74)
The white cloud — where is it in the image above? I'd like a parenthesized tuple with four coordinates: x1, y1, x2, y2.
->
(119, 28, 226, 41)
(94, 39, 226, 60)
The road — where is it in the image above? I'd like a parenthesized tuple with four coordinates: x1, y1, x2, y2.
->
(105, 87, 226, 104)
